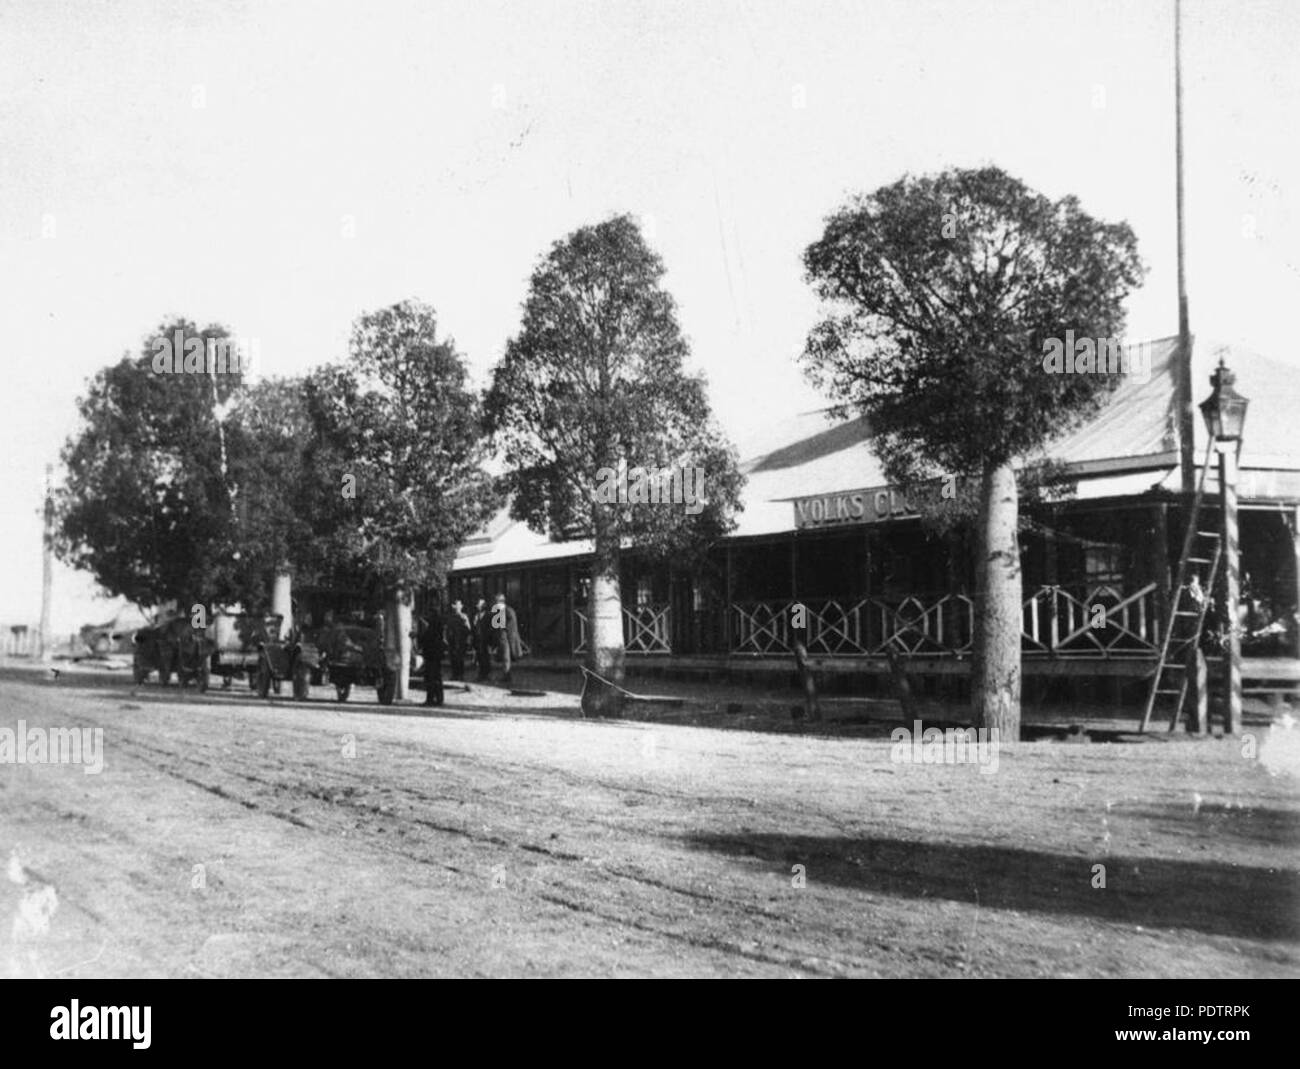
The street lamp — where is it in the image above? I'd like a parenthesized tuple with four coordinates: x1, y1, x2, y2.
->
(1199, 356, 1249, 736)
(1199, 357, 1249, 443)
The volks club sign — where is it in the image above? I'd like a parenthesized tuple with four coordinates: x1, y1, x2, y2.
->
(793, 486, 917, 528)
(792, 476, 956, 528)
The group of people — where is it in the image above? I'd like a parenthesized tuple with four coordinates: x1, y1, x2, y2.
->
(1184, 572, 1298, 656)
(416, 594, 523, 706)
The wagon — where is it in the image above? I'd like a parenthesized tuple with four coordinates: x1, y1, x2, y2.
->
(132, 616, 213, 691)
(255, 618, 397, 705)
(306, 623, 400, 705)
(210, 612, 284, 690)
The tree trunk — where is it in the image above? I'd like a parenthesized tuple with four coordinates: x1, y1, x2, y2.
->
(585, 528, 626, 717)
(389, 586, 413, 701)
(971, 462, 1021, 740)
(271, 566, 293, 641)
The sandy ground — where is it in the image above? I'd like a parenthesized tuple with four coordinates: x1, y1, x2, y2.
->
(1, 662, 1297, 978)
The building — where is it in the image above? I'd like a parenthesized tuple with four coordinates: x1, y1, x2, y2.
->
(448, 338, 1300, 702)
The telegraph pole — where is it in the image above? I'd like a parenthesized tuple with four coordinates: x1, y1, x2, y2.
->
(39, 463, 54, 663)
(1175, 0, 1196, 494)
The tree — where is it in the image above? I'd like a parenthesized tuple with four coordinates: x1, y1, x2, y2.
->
(485, 215, 744, 715)
(299, 300, 500, 694)
(56, 318, 248, 613)
(802, 167, 1144, 739)
(222, 376, 316, 614)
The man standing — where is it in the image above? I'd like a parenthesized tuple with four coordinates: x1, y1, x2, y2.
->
(447, 598, 471, 681)
(492, 593, 523, 685)
(472, 598, 492, 681)
(418, 610, 444, 707)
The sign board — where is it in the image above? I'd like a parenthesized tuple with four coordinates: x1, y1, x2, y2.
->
(793, 486, 918, 529)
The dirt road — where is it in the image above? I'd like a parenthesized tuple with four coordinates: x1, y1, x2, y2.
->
(1, 665, 1297, 977)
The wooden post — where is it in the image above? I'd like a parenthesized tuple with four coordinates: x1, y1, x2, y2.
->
(789, 538, 798, 650)
(723, 544, 733, 654)
(1044, 511, 1059, 655)
(1152, 503, 1171, 642)
(1175, 0, 1197, 495)
(39, 463, 54, 663)
(565, 564, 574, 655)
(1293, 507, 1300, 660)
(1221, 446, 1242, 736)
(1186, 645, 1207, 735)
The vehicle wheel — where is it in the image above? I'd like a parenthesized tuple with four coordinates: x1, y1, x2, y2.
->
(196, 662, 210, 694)
(335, 682, 351, 702)
(256, 659, 271, 698)
(377, 672, 396, 706)
(292, 662, 311, 701)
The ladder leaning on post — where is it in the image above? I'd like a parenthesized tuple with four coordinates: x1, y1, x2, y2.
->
(1139, 440, 1223, 733)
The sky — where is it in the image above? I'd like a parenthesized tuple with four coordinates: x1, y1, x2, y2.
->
(1, 0, 1297, 631)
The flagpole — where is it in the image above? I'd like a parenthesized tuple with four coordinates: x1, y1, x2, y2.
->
(1176, 0, 1195, 493)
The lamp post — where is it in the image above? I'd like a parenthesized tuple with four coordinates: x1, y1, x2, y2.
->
(1199, 356, 1249, 736)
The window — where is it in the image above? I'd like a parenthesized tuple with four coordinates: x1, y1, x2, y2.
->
(1084, 541, 1124, 586)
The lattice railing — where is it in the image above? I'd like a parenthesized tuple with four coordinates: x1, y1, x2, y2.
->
(573, 603, 672, 655)
(564, 586, 1162, 659)
(1045, 582, 1160, 657)
(729, 585, 1161, 659)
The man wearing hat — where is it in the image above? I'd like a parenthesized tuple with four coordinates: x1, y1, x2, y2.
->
(418, 607, 445, 707)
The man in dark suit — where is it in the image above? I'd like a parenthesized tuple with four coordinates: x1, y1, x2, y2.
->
(472, 598, 492, 681)
(447, 598, 471, 681)
(418, 611, 444, 707)
(492, 593, 523, 685)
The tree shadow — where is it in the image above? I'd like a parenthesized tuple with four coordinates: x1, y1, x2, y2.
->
(1113, 803, 1300, 849)
(683, 831, 1300, 941)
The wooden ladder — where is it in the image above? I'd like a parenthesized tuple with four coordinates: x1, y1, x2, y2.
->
(1139, 442, 1223, 733)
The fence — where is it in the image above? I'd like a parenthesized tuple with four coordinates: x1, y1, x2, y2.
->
(0, 628, 83, 658)
(573, 603, 672, 655)
(572, 585, 1162, 659)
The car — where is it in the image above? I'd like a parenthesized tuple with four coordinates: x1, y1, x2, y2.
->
(133, 615, 213, 691)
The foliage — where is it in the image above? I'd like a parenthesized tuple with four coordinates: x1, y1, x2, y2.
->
(56, 319, 246, 609)
(802, 166, 1146, 486)
(296, 300, 500, 595)
(483, 214, 744, 568)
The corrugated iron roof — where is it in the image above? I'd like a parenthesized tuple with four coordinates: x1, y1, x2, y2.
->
(454, 336, 1300, 569)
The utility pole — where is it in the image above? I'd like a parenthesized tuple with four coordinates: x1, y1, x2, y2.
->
(1175, 0, 1196, 494)
(39, 463, 54, 663)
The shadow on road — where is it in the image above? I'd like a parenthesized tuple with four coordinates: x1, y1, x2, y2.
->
(682, 830, 1300, 941)
(0, 665, 579, 720)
